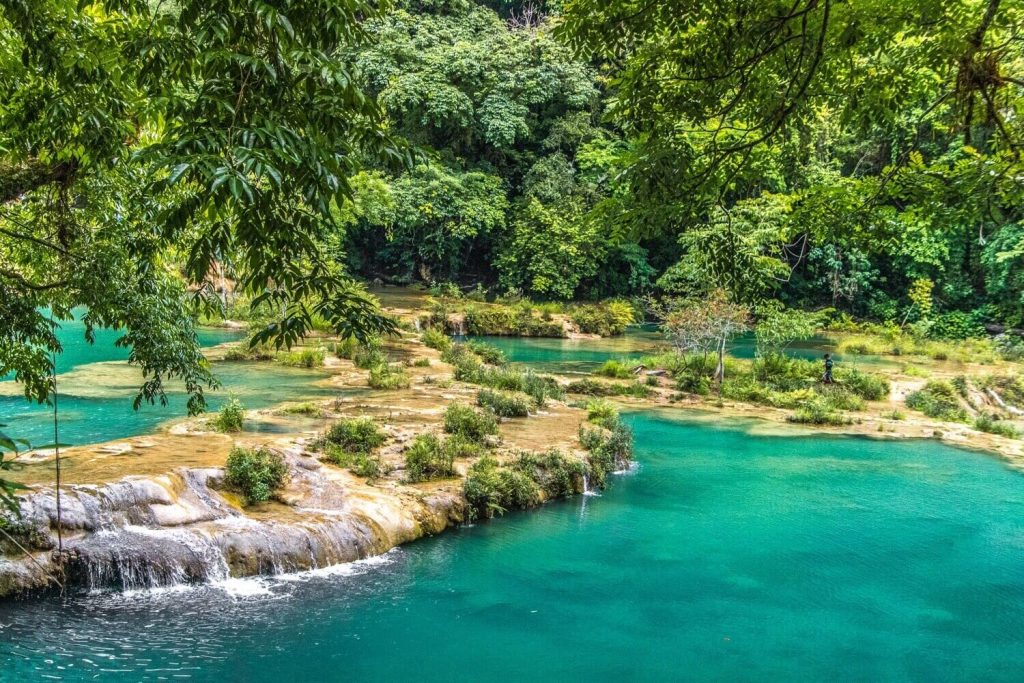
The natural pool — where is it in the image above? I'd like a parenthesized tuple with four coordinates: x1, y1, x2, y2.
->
(0, 314, 335, 448)
(466, 328, 892, 375)
(2, 413, 1023, 681)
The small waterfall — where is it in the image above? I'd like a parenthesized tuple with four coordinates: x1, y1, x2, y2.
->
(413, 318, 422, 332)
(77, 526, 229, 591)
(581, 472, 599, 497)
(2, 450, 465, 595)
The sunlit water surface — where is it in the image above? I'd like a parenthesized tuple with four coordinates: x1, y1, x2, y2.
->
(466, 328, 891, 375)
(2, 413, 1023, 681)
(0, 314, 335, 447)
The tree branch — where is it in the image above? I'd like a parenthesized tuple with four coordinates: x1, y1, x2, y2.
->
(0, 160, 77, 204)
(0, 268, 69, 291)
(0, 223, 76, 257)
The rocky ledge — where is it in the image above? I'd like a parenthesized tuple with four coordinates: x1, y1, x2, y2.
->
(0, 445, 464, 597)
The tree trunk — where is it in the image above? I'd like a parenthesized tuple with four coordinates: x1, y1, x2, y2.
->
(714, 337, 726, 383)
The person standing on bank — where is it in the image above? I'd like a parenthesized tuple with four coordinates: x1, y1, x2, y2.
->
(823, 353, 835, 384)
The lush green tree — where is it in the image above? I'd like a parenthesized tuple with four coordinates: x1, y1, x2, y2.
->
(495, 198, 601, 299)
(982, 223, 1024, 326)
(0, 0, 404, 411)
(342, 0, 656, 297)
(345, 162, 509, 282)
(358, 1, 597, 172)
(668, 194, 795, 304)
(755, 302, 821, 357)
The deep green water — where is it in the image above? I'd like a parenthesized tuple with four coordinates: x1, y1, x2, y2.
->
(0, 314, 334, 447)
(2, 413, 1023, 681)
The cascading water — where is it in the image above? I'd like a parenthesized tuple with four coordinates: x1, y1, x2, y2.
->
(1, 448, 464, 595)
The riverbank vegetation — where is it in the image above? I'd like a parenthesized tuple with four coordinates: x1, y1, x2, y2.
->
(444, 340, 565, 408)
(417, 293, 638, 338)
(368, 364, 411, 390)
(310, 417, 389, 479)
(223, 447, 288, 506)
(443, 404, 499, 444)
(212, 397, 245, 433)
(464, 451, 582, 520)
(902, 374, 1024, 440)
(463, 410, 634, 520)
(404, 435, 457, 483)
(584, 348, 893, 428)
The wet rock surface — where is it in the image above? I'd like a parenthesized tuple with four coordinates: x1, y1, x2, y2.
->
(1, 447, 464, 596)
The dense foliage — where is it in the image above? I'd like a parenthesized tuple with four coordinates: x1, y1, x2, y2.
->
(325, 418, 387, 454)
(0, 0, 403, 413)
(404, 433, 456, 482)
(212, 397, 245, 433)
(557, 0, 1024, 328)
(443, 403, 499, 443)
(223, 446, 288, 505)
(339, 0, 663, 299)
(331, 0, 1024, 339)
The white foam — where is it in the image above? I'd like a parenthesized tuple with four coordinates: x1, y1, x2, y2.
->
(78, 548, 400, 601)
(99, 583, 193, 601)
(122, 524, 181, 538)
(211, 576, 275, 598)
(273, 550, 399, 583)
(613, 461, 640, 475)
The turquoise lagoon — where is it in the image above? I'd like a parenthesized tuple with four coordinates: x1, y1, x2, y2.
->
(2, 413, 1022, 681)
(465, 328, 886, 374)
(0, 315, 334, 447)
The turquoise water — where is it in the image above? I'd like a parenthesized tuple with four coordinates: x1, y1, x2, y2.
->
(3, 414, 1023, 681)
(2, 314, 243, 376)
(462, 332, 658, 373)
(0, 315, 334, 447)
(0, 362, 339, 447)
(466, 328, 879, 374)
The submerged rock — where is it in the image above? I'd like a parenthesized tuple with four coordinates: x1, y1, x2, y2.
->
(0, 449, 464, 596)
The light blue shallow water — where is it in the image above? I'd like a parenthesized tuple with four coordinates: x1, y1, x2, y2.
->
(5, 314, 243, 376)
(466, 328, 877, 374)
(0, 315, 334, 447)
(0, 362, 340, 447)
(2, 413, 1022, 681)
